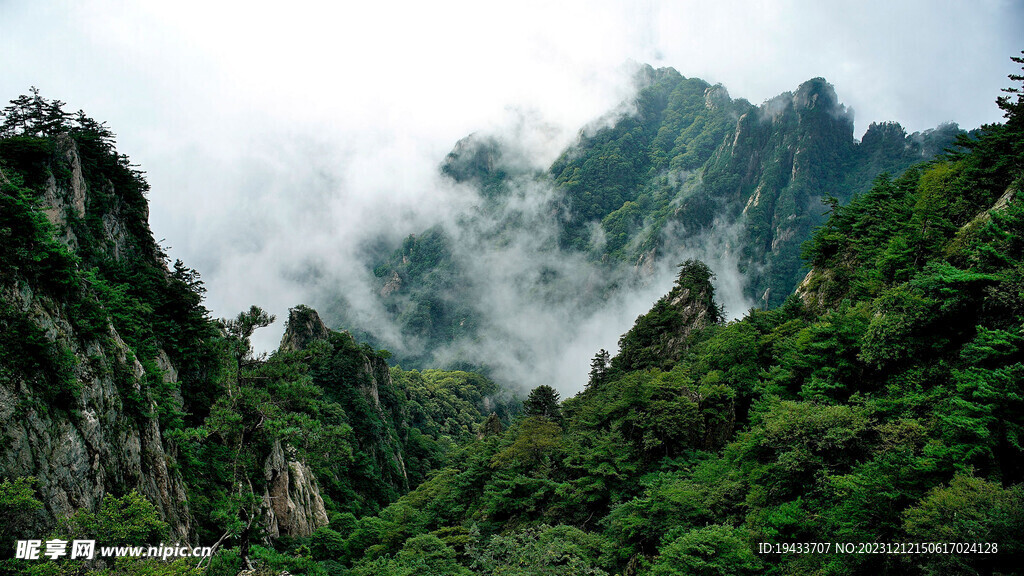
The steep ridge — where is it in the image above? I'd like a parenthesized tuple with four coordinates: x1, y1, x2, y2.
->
(321, 66, 959, 375)
(1, 124, 197, 540)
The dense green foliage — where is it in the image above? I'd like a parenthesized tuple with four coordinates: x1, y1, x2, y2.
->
(0, 489, 204, 576)
(321, 60, 1024, 575)
(3, 55, 1023, 575)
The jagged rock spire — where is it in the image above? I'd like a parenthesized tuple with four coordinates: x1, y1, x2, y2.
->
(279, 305, 331, 352)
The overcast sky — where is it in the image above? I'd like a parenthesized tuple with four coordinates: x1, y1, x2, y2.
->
(3, 0, 1022, 360)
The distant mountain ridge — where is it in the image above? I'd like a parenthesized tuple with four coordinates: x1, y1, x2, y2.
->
(320, 65, 960, 375)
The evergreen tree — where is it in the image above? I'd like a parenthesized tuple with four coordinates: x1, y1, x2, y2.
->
(523, 385, 561, 420)
(588, 349, 610, 388)
(222, 305, 275, 366)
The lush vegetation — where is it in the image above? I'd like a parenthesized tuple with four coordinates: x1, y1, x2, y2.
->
(2, 54, 1023, 575)
(311, 56, 1023, 575)
(551, 70, 746, 255)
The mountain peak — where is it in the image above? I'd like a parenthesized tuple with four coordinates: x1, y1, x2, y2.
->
(612, 259, 723, 373)
(279, 305, 331, 352)
(795, 76, 852, 121)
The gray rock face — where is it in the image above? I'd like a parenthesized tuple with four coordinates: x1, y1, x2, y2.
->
(37, 136, 144, 261)
(278, 305, 331, 353)
(0, 285, 192, 541)
(0, 137, 191, 540)
(663, 284, 717, 356)
(40, 135, 88, 226)
(260, 440, 329, 538)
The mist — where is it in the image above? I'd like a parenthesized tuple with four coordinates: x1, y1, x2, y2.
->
(2, 1, 1020, 392)
(290, 105, 757, 395)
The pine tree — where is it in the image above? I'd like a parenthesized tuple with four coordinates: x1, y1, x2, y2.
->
(523, 385, 561, 421)
(588, 349, 610, 388)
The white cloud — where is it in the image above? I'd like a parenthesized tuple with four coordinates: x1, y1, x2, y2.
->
(2, 0, 1020, 380)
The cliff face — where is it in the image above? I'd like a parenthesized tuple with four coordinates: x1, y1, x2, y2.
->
(3, 101, 518, 558)
(0, 284, 191, 541)
(361, 352, 410, 492)
(280, 305, 389, 409)
(261, 439, 329, 538)
(704, 80, 960, 306)
(0, 134, 192, 540)
(707, 78, 855, 306)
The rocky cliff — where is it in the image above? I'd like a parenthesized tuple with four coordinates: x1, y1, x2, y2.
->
(279, 304, 332, 353)
(1, 131, 195, 540)
(261, 439, 329, 538)
(2, 94, 522, 570)
(702, 78, 959, 306)
(706, 77, 855, 305)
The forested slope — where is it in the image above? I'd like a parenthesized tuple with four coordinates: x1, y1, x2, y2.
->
(321, 59, 1024, 576)
(0, 93, 516, 575)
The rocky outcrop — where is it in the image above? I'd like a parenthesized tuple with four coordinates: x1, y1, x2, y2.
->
(0, 284, 192, 541)
(40, 135, 87, 248)
(612, 260, 722, 372)
(261, 440, 329, 538)
(380, 270, 402, 297)
(277, 304, 409, 493)
(704, 84, 731, 111)
(280, 301, 399, 415)
(960, 185, 1018, 231)
(703, 79, 959, 307)
(38, 136, 150, 262)
(278, 305, 331, 352)
(0, 134, 191, 540)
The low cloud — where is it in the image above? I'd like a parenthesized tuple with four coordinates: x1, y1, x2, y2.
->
(1, 0, 1018, 386)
